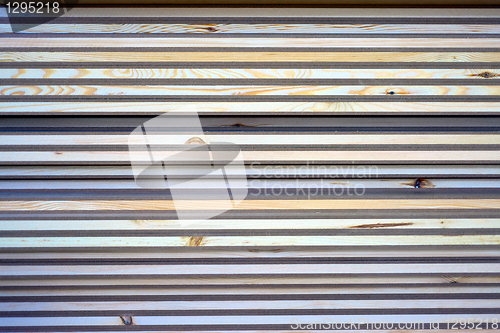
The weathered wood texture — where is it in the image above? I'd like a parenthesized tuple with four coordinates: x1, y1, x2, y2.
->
(0, 6, 499, 332)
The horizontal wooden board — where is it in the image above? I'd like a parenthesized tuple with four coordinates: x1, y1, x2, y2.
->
(1, 116, 496, 129)
(1, 165, 499, 179)
(3, 235, 498, 248)
(2, 68, 499, 79)
(1, 7, 499, 332)
(2, 52, 500, 63)
(2, 263, 500, 275)
(1, 199, 499, 211)
(3, 134, 499, 145)
(0, 218, 499, 231)
(4, 299, 500, 312)
(1, 179, 499, 190)
(1, 150, 499, 163)
(1, 24, 499, 35)
(3, 37, 500, 48)
(1, 275, 498, 287)
(2, 101, 499, 114)
(1, 314, 499, 328)
(1, 247, 499, 260)
(2, 285, 499, 297)
(3, 85, 500, 96)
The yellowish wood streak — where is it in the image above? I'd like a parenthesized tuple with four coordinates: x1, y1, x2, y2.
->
(3, 85, 500, 96)
(2, 68, 498, 79)
(1, 52, 499, 62)
(0, 199, 499, 211)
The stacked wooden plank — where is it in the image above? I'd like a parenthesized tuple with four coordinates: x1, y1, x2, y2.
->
(0, 6, 499, 331)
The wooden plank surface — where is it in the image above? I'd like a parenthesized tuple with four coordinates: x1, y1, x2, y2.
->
(3, 102, 500, 115)
(2, 151, 499, 164)
(1, 68, 499, 79)
(1, 218, 499, 230)
(4, 37, 500, 48)
(1, 165, 499, 178)
(1, 23, 499, 34)
(3, 134, 500, 145)
(0, 23, 499, 37)
(0, 6, 499, 332)
(3, 51, 500, 63)
(3, 85, 500, 96)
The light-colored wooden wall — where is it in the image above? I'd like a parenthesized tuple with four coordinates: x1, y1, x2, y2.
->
(0, 6, 499, 332)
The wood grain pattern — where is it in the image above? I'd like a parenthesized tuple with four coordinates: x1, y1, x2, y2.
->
(1, 199, 499, 211)
(2, 275, 498, 287)
(1, 7, 499, 332)
(2, 24, 500, 35)
(3, 85, 500, 96)
(2, 68, 499, 79)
